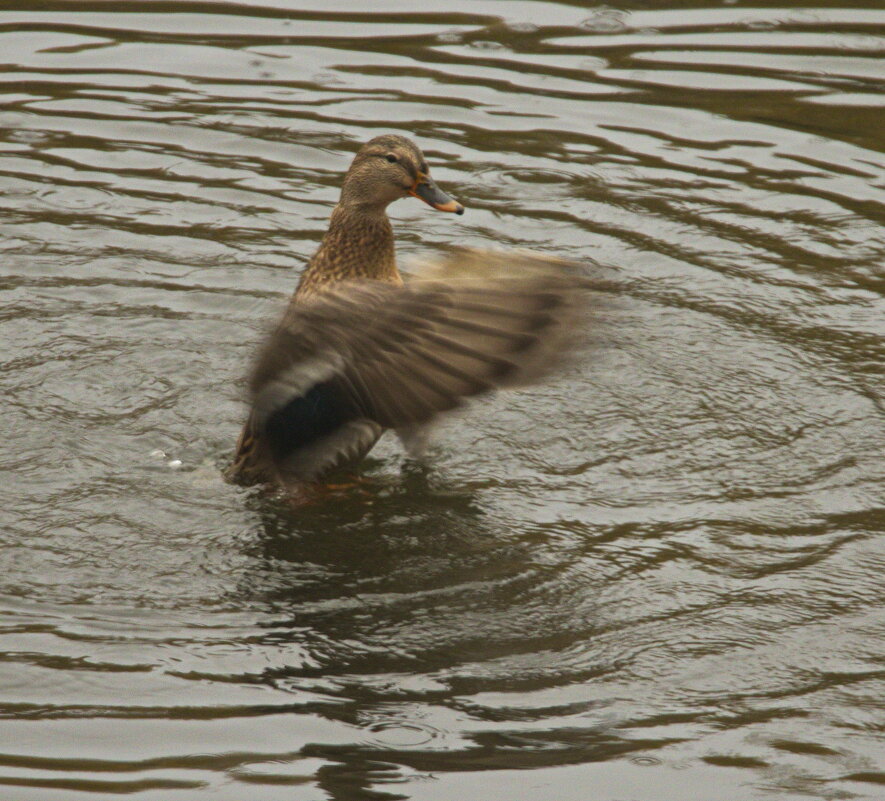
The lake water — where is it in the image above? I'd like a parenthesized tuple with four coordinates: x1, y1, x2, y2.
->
(1, 2, 884, 799)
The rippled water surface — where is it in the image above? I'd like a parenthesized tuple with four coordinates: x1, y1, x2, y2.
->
(1, 1, 884, 799)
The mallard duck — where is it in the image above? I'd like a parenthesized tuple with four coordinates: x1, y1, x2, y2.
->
(227, 134, 588, 492)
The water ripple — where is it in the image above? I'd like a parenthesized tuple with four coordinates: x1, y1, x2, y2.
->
(1, 2, 884, 800)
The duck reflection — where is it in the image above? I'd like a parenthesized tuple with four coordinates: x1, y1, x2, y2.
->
(227, 466, 669, 801)
(241, 464, 517, 606)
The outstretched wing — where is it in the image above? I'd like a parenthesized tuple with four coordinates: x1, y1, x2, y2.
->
(243, 249, 591, 485)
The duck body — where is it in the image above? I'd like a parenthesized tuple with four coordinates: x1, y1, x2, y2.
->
(227, 134, 587, 493)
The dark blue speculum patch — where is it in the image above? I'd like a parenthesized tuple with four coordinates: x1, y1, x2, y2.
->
(264, 378, 357, 463)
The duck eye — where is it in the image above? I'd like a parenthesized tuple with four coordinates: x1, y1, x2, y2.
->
(385, 154, 398, 164)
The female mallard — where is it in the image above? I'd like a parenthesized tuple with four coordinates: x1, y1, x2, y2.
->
(227, 134, 588, 491)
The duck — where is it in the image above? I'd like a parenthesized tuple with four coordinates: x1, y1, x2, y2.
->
(226, 134, 588, 493)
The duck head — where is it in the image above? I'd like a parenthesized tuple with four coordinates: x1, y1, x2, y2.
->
(339, 134, 464, 215)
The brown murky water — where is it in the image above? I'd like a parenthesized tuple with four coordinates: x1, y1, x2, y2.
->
(1, 2, 884, 799)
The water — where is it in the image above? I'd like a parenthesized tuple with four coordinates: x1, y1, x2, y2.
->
(1, 1, 884, 799)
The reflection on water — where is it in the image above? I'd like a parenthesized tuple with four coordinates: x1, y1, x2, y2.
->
(1, 1, 884, 799)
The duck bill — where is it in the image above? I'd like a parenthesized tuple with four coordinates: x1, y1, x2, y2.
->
(410, 176, 464, 215)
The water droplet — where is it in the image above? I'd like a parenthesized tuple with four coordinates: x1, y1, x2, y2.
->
(437, 30, 462, 44)
(508, 22, 538, 33)
(8, 129, 51, 145)
(580, 7, 627, 33)
(746, 18, 778, 30)
(471, 40, 506, 51)
(366, 722, 435, 747)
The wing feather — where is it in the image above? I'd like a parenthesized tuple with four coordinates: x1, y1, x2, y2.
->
(240, 248, 591, 485)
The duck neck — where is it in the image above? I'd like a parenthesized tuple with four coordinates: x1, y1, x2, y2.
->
(295, 203, 400, 298)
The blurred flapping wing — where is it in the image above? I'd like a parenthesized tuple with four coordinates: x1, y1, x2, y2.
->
(248, 249, 590, 482)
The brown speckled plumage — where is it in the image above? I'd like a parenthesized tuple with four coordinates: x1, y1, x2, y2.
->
(226, 134, 589, 493)
(294, 206, 399, 298)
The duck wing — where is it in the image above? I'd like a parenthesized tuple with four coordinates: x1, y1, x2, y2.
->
(243, 249, 591, 486)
